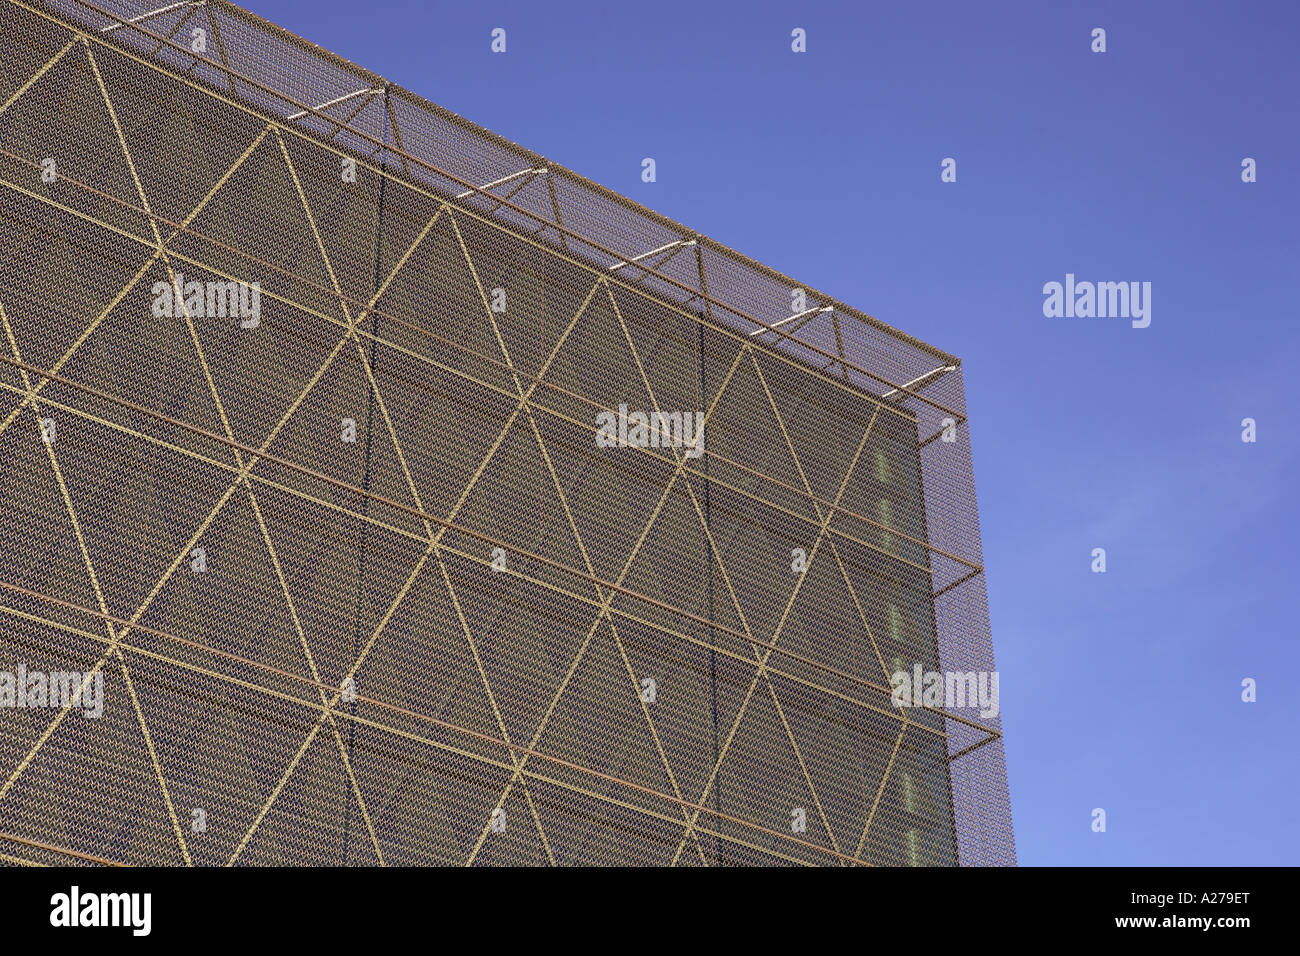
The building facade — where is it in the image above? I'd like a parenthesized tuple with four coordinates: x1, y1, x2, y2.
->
(0, 0, 1013, 866)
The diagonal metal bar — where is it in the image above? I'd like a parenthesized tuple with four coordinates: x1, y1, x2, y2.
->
(852, 722, 908, 864)
(437, 562, 558, 865)
(0, 38, 76, 116)
(0, 121, 273, 442)
(669, 366, 879, 862)
(748, 353, 904, 682)
(463, 343, 748, 863)
(603, 282, 839, 860)
(465, 269, 710, 864)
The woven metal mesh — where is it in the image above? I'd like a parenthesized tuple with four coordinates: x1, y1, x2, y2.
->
(0, 0, 1014, 866)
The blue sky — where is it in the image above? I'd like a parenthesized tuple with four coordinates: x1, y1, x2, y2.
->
(244, 0, 1300, 865)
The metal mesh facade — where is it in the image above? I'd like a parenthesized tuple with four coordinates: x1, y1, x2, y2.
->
(0, 0, 1014, 866)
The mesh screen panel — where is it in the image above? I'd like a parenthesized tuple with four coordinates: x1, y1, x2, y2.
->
(0, 0, 1014, 866)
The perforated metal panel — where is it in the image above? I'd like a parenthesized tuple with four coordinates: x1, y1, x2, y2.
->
(0, 0, 1013, 866)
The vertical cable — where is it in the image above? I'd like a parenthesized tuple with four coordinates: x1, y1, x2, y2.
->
(342, 85, 389, 865)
